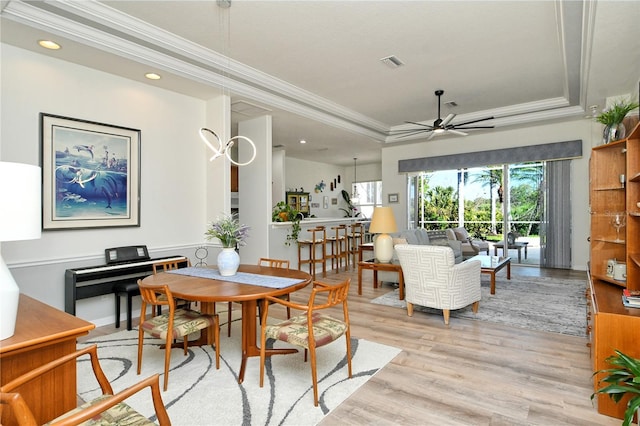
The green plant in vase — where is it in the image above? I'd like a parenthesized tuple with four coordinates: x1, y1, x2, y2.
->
(597, 100, 639, 144)
(272, 201, 302, 246)
(592, 349, 640, 426)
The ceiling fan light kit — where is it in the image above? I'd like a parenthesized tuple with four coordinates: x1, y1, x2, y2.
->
(391, 89, 494, 140)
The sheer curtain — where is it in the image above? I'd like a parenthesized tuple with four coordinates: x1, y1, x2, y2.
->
(540, 159, 571, 268)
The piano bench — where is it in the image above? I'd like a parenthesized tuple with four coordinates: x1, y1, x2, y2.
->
(114, 282, 161, 331)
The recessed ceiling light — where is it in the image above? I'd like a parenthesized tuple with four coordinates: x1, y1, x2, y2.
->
(299, 140, 306, 144)
(145, 73, 161, 80)
(38, 40, 61, 50)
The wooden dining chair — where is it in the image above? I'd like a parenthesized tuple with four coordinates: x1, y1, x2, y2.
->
(152, 258, 193, 311)
(227, 257, 291, 337)
(137, 280, 220, 391)
(259, 278, 352, 406)
(0, 344, 171, 425)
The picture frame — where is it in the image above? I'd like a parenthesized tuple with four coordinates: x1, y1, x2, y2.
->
(388, 193, 399, 203)
(331, 198, 338, 205)
(41, 113, 141, 230)
(323, 196, 329, 209)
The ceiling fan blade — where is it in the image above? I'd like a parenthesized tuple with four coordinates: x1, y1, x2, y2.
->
(453, 125, 495, 130)
(427, 132, 438, 140)
(440, 114, 456, 127)
(392, 129, 435, 139)
(448, 129, 468, 136)
(451, 116, 495, 127)
(389, 126, 434, 135)
(404, 121, 435, 129)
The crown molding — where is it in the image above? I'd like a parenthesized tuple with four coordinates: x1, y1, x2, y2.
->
(2, 0, 587, 146)
(3, 0, 390, 141)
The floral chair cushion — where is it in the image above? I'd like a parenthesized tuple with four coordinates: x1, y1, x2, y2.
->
(47, 395, 155, 426)
(141, 308, 217, 339)
(265, 312, 347, 349)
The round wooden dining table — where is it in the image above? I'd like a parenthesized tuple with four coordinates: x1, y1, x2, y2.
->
(139, 264, 311, 383)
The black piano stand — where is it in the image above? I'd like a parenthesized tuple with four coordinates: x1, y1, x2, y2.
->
(114, 283, 161, 330)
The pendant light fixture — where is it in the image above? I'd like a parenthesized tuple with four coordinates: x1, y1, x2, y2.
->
(351, 157, 359, 203)
(200, 0, 256, 167)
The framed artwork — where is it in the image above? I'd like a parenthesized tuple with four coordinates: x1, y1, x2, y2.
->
(331, 198, 338, 205)
(41, 113, 141, 230)
(388, 193, 399, 203)
(323, 196, 329, 209)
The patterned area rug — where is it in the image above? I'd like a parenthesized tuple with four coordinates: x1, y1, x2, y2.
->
(77, 318, 400, 425)
(371, 274, 588, 337)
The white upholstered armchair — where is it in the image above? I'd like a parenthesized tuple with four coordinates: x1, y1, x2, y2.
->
(395, 244, 482, 325)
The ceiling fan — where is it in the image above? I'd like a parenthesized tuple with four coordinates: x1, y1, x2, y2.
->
(391, 89, 494, 140)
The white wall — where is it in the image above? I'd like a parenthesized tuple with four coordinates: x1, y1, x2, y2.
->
(284, 158, 352, 218)
(238, 115, 272, 264)
(0, 44, 227, 324)
(381, 118, 600, 271)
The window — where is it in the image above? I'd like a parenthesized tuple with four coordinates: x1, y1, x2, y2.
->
(352, 180, 382, 219)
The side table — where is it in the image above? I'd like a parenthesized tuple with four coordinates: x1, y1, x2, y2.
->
(358, 259, 404, 300)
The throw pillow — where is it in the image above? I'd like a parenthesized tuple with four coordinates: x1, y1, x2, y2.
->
(392, 238, 408, 246)
(399, 231, 419, 245)
(427, 230, 450, 247)
(415, 228, 430, 245)
(453, 227, 469, 241)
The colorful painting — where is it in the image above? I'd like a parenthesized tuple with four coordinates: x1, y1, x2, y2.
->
(41, 114, 140, 229)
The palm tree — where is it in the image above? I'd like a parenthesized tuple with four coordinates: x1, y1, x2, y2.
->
(471, 167, 502, 234)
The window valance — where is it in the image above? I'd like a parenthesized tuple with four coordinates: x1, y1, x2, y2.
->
(398, 140, 582, 173)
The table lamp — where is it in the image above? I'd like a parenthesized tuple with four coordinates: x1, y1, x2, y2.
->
(369, 206, 398, 263)
(0, 162, 41, 340)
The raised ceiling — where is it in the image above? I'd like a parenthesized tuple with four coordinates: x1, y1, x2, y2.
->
(1, 1, 639, 166)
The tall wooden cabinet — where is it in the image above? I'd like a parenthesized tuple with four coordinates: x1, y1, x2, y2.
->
(588, 120, 640, 420)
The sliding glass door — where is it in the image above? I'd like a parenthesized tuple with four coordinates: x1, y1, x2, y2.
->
(409, 160, 570, 268)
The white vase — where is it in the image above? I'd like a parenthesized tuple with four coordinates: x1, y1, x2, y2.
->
(217, 247, 240, 276)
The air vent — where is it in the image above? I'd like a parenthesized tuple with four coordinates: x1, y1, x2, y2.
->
(445, 101, 458, 107)
(231, 100, 271, 116)
(380, 55, 404, 69)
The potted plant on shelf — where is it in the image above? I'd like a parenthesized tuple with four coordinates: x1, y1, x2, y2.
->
(205, 213, 250, 276)
(272, 201, 302, 246)
(592, 349, 640, 426)
(597, 100, 640, 144)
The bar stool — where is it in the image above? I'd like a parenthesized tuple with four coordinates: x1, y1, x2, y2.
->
(347, 222, 364, 269)
(298, 226, 327, 279)
(326, 224, 349, 273)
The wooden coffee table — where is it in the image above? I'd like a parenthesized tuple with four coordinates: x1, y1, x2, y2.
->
(469, 255, 511, 295)
(358, 258, 404, 300)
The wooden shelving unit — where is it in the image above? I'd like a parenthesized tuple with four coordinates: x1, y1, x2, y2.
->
(286, 191, 310, 217)
(588, 120, 640, 420)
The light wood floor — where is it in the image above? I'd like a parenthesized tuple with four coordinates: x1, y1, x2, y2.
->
(83, 265, 618, 426)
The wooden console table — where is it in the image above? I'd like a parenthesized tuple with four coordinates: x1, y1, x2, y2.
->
(0, 294, 95, 425)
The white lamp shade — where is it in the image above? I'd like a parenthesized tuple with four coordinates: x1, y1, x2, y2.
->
(369, 207, 398, 263)
(0, 162, 41, 340)
(0, 162, 42, 241)
(369, 207, 398, 234)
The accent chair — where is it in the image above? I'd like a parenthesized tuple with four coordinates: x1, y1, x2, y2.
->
(395, 244, 482, 325)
